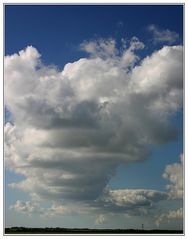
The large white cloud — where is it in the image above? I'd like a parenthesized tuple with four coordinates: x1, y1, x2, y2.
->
(5, 37, 183, 215)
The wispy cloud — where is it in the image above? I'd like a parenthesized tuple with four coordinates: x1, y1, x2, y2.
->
(147, 24, 179, 44)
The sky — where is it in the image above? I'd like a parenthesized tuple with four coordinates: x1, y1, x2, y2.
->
(4, 4, 184, 231)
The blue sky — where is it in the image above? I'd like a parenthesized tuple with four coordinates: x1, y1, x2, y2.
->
(4, 4, 183, 231)
(5, 5, 183, 66)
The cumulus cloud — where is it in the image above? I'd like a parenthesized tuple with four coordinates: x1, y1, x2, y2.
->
(95, 188, 168, 215)
(9, 200, 42, 216)
(10, 188, 169, 220)
(155, 208, 183, 227)
(9, 200, 68, 218)
(148, 24, 179, 44)
(5, 36, 183, 216)
(163, 154, 183, 199)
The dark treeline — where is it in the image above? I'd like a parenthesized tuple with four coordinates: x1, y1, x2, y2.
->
(5, 227, 183, 234)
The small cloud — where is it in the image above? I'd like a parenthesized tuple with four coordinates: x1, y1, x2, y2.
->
(95, 214, 106, 225)
(9, 200, 68, 218)
(147, 24, 179, 44)
(97, 188, 168, 215)
(9, 200, 41, 216)
(80, 38, 117, 59)
(155, 208, 183, 227)
(117, 21, 124, 28)
(163, 153, 183, 199)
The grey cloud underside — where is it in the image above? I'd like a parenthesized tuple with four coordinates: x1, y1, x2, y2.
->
(5, 38, 183, 214)
(17, 98, 101, 129)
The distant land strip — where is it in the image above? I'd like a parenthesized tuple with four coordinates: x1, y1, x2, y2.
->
(5, 227, 184, 234)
